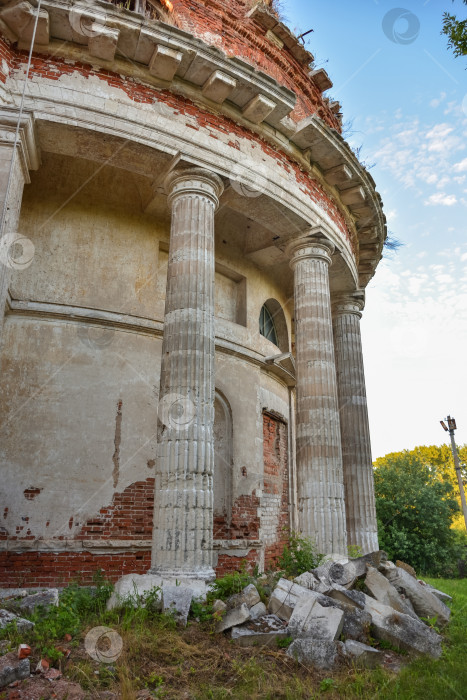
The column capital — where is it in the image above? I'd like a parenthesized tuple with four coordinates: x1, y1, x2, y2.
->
(332, 292, 365, 318)
(286, 234, 335, 270)
(165, 167, 224, 209)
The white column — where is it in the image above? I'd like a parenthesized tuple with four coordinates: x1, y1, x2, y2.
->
(287, 234, 347, 555)
(332, 294, 379, 553)
(0, 116, 38, 333)
(150, 167, 224, 581)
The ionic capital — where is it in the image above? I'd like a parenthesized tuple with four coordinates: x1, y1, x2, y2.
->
(165, 167, 224, 209)
(332, 292, 365, 319)
(286, 234, 335, 270)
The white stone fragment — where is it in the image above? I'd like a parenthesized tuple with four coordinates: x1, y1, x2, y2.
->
(215, 603, 250, 633)
(288, 596, 344, 640)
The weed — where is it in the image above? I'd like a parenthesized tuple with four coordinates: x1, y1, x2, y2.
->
(209, 571, 252, 600)
(278, 531, 323, 577)
(320, 677, 336, 692)
(276, 635, 293, 649)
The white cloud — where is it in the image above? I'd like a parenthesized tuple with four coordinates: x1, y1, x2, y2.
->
(424, 192, 457, 206)
(430, 92, 446, 108)
(453, 158, 467, 172)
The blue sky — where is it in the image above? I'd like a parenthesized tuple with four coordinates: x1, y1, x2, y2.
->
(285, 1, 467, 458)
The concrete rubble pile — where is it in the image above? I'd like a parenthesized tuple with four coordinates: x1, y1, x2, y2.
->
(214, 551, 452, 670)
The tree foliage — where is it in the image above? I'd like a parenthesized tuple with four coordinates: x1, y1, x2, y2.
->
(442, 1, 467, 58)
(374, 446, 465, 576)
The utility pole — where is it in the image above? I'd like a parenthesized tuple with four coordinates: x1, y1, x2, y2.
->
(440, 416, 467, 532)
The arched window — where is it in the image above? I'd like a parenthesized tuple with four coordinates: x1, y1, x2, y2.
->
(260, 303, 279, 346)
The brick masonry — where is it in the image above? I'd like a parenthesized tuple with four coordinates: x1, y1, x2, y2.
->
(0, 33, 353, 247)
(0, 417, 290, 584)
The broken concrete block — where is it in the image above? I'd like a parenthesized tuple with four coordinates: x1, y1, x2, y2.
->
(202, 70, 236, 104)
(242, 94, 276, 124)
(328, 587, 366, 611)
(212, 599, 227, 613)
(422, 584, 452, 604)
(0, 609, 34, 632)
(0, 652, 30, 689)
(344, 639, 382, 669)
(231, 627, 289, 647)
(364, 566, 419, 620)
(396, 560, 417, 577)
(268, 578, 313, 621)
(215, 603, 250, 633)
(341, 608, 372, 644)
(363, 597, 442, 658)
(162, 585, 193, 626)
(288, 596, 344, 641)
(287, 639, 343, 670)
(249, 601, 267, 619)
(17, 644, 31, 660)
(149, 44, 183, 81)
(19, 589, 59, 614)
(312, 558, 356, 589)
(227, 584, 260, 610)
(294, 571, 331, 594)
(384, 566, 450, 627)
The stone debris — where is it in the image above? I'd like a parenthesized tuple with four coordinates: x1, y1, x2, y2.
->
(227, 584, 260, 610)
(249, 601, 267, 619)
(294, 571, 331, 594)
(287, 639, 344, 669)
(363, 596, 442, 658)
(215, 603, 250, 633)
(364, 566, 419, 619)
(396, 560, 417, 578)
(212, 599, 227, 613)
(383, 565, 451, 627)
(19, 589, 59, 614)
(0, 652, 30, 689)
(0, 609, 34, 632)
(162, 586, 193, 626)
(106, 574, 207, 615)
(341, 608, 372, 644)
(288, 596, 344, 641)
(231, 615, 288, 647)
(267, 578, 312, 621)
(419, 581, 453, 604)
(223, 551, 452, 669)
(343, 639, 382, 668)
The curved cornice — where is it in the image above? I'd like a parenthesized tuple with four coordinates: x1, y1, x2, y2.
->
(0, 0, 386, 287)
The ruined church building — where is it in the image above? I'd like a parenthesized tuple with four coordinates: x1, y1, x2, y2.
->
(0, 0, 385, 585)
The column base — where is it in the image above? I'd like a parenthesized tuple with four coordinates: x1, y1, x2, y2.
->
(148, 566, 216, 582)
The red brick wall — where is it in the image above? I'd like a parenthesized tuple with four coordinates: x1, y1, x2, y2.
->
(262, 412, 289, 569)
(76, 479, 154, 541)
(0, 35, 353, 248)
(0, 551, 151, 587)
(171, 0, 341, 128)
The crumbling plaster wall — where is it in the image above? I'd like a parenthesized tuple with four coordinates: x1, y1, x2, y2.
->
(0, 150, 293, 573)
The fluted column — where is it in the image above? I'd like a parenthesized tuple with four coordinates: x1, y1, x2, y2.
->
(287, 234, 347, 555)
(332, 294, 379, 553)
(150, 167, 224, 581)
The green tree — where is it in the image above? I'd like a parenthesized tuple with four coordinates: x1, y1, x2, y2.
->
(442, 1, 467, 58)
(374, 449, 461, 575)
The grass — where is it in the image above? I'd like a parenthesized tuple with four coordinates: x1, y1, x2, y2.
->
(0, 576, 466, 699)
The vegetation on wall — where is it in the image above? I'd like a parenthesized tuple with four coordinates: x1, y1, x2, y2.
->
(442, 0, 467, 58)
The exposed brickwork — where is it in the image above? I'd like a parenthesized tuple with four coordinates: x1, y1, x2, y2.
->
(215, 549, 259, 577)
(0, 35, 353, 248)
(170, 0, 341, 128)
(262, 412, 289, 570)
(77, 479, 154, 541)
(0, 551, 151, 587)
